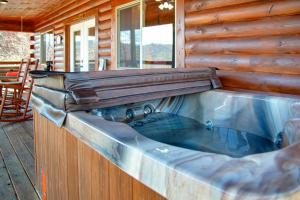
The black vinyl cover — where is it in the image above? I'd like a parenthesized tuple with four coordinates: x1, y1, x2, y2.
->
(30, 68, 222, 112)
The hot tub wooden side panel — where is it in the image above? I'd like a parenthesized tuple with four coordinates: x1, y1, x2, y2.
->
(33, 110, 165, 200)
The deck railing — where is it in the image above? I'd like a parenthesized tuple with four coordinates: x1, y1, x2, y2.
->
(0, 61, 20, 76)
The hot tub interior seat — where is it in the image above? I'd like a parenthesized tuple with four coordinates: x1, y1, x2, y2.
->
(128, 112, 280, 158)
(90, 90, 300, 158)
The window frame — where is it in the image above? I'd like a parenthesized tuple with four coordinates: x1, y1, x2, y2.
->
(70, 18, 96, 72)
(116, 1, 141, 69)
(40, 31, 54, 64)
(115, 0, 177, 69)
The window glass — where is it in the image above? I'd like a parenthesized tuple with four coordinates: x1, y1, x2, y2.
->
(142, 0, 175, 69)
(41, 33, 54, 64)
(70, 18, 96, 72)
(117, 3, 141, 68)
(88, 27, 96, 71)
(74, 31, 81, 72)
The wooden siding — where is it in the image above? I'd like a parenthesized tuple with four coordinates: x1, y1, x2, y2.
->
(34, 0, 183, 71)
(34, 33, 41, 62)
(53, 24, 65, 71)
(98, 1, 113, 69)
(34, 0, 113, 71)
(31, 0, 300, 95)
(33, 110, 166, 200)
(184, 0, 300, 95)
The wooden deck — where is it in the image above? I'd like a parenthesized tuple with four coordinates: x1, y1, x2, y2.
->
(0, 120, 39, 200)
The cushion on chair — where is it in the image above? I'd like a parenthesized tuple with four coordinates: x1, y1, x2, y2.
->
(6, 72, 19, 77)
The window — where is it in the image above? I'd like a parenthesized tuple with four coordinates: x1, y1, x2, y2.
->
(117, 4, 141, 68)
(41, 33, 54, 64)
(70, 18, 96, 72)
(117, 0, 175, 69)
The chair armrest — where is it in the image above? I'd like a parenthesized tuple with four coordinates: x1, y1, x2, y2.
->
(0, 81, 22, 89)
(0, 76, 18, 82)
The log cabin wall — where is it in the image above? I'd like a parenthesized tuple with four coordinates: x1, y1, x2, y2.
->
(184, 0, 300, 95)
(98, 1, 113, 69)
(32, 0, 300, 95)
(33, 0, 113, 71)
(53, 24, 65, 71)
(33, 33, 41, 62)
(33, 0, 181, 71)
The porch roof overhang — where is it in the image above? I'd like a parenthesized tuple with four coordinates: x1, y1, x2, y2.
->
(0, 17, 35, 32)
(0, 0, 73, 32)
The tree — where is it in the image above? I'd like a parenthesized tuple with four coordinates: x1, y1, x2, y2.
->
(0, 31, 31, 61)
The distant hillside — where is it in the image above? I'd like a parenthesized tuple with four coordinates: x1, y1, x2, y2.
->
(0, 32, 30, 61)
(143, 44, 173, 61)
(120, 43, 173, 61)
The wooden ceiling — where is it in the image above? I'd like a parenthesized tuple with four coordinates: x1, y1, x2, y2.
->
(0, 0, 73, 20)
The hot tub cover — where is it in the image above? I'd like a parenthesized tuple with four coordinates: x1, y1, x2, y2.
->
(30, 68, 222, 126)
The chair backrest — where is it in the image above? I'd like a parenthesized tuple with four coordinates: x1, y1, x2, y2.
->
(17, 59, 31, 85)
(30, 59, 39, 71)
(23, 59, 39, 90)
(22, 59, 40, 116)
(16, 59, 25, 78)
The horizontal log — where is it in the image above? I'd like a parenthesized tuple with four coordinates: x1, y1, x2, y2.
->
(54, 30, 64, 35)
(185, 0, 256, 13)
(55, 51, 64, 57)
(0, 62, 21, 65)
(99, 10, 112, 22)
(98, 1, 112, 13)
(99, 20, 111, 31)
(54, 22, 65, 29)
(54, 63, 64, 68)
(99, 51, 111, 57)
(217, 70, 300, 95)
(186, 35, 300, 55)
(99, 39, 111, 46)
(35, 0, 79, 24)
(185, 15, 300, 41)
(99, 44, 111, 49)
(185, 0, 300, 26)
(35, 0, 110, 31)
(186, 54, 300, 75)
(0, 20, 34, 32)
(35, 0, 99, 27)
(54, 46, 64, 51)
(99, 30, 111, 39)
(54, 56, 64, 61)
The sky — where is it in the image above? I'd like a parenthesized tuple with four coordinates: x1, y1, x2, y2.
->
(120, 24, 173, 45)
(142, 24, 173, 45)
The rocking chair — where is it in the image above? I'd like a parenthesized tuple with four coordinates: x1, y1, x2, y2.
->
(0, 59, 39, 122)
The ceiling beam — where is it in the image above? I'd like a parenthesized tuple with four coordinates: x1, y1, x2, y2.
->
(0, 19, 35, 32)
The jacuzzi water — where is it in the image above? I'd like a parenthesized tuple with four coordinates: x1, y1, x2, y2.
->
(128, 112, 280, 158)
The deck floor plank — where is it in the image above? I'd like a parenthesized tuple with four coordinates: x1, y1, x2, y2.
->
(2, 123, 35, 184)
(0, 122, 39, 200)
(22, 120, 34, 139)
(12, 122, 34, 157)
(0, 150, 17, 200)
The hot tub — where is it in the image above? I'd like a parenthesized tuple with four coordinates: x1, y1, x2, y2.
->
(62, 89, 300, 200)
(94, 90, 296, 158)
